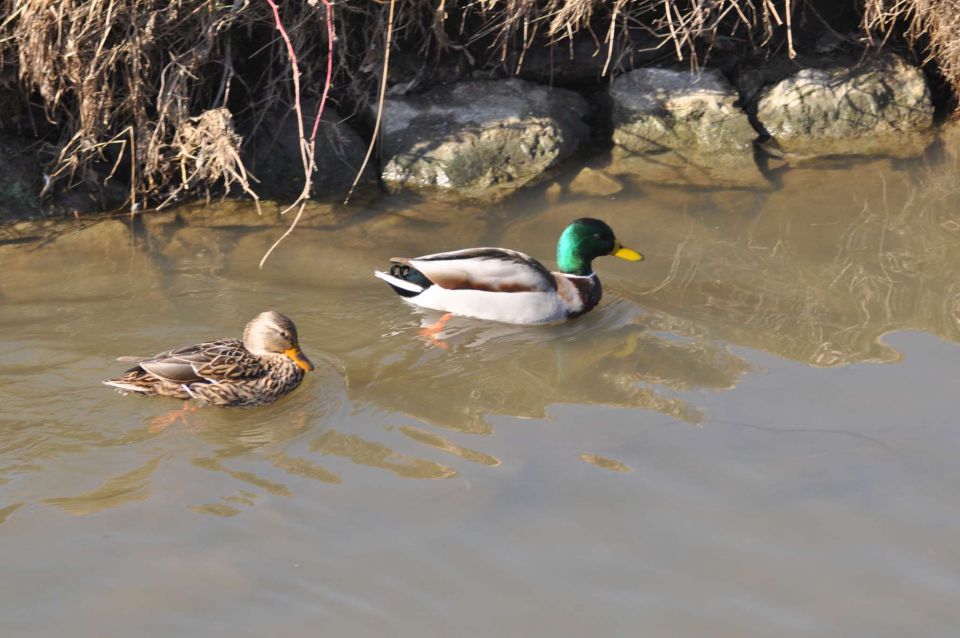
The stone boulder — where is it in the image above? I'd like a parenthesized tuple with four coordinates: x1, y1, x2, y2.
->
(609, 68, 766, 189)
(245, 105, 375, 202)
(0, 136, 43, 222)
(568, 167, 622, 197)
(380, 79, 589, 201)
(754, 54, 934, 159)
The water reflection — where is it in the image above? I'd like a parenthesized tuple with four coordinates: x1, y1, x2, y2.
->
(1, 134, 960, 522)
(310, 431, 457, 479)
(344, 299, 746, 433)
(579, 453, 631, 472)
(44, 457, 162, 515)
(514, 152, 960, 367)
(398, 426, 501, 467)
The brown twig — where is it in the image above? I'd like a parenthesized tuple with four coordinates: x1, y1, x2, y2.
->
(602, 3, 619, 77)
(310, 0, 335, 145)
(259, 0, 336, 269)
(784, 0, 795, 59)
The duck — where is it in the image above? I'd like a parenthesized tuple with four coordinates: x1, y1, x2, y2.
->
(103, 310, 315, 406)
(374, 218, 643, 324)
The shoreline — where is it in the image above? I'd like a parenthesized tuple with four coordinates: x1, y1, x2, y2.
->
(0, 1, 956, 225)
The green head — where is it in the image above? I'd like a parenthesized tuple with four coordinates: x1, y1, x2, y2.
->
(556, 218, 643, 276)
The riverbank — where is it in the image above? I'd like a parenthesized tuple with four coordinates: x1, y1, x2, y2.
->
(0, 0, 957, 225)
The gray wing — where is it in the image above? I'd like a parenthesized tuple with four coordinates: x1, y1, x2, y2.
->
(135, 339, 262, 383)
(398, 247, 557, 293)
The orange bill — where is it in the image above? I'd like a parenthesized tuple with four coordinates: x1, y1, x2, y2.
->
(285, 347, 315, 372)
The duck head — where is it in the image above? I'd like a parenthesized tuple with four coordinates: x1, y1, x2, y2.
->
(243, 310, 315, 371)
(556, 218, 643, 276)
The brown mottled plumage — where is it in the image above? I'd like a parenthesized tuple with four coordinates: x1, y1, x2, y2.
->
(103, 311, 314, 406)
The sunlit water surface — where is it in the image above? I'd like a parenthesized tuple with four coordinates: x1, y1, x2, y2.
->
(3, 147, 960, 636)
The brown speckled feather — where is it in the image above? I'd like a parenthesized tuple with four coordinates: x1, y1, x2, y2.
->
(104, 311, 311, 407)
(107, 342, 304, 406)
(135, 339, 266, 383)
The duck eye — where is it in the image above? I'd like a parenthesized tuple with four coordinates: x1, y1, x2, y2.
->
(280, 331, 290, 340)
(593, 233, 602, 239)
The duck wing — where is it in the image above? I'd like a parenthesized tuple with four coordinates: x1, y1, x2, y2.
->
(398, 248, 557, 293)
(135, 339, 266, 384)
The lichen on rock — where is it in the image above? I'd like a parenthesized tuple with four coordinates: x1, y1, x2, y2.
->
(755, 54, 935, 159)
(380, 79, 589, 201)
(608, 68, 767, 189)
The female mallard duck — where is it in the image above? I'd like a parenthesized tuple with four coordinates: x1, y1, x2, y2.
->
(103, 310, 314, 406)
(374, 218, 642, 324)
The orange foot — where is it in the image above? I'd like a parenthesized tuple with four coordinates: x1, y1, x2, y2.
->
(419, 312, 452, 349)
(149, 402, 199, 433)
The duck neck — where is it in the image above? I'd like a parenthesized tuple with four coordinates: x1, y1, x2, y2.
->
(262, 352, 300, 373)
(556, 233, 593, 276)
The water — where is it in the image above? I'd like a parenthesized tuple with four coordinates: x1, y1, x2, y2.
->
(2, 146, 960, 636)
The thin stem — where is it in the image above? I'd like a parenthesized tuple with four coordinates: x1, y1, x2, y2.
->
(259, 0, 336, 269)
(310, 0, 335, 145)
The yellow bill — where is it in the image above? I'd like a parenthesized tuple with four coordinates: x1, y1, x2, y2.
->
(285, 347, 315, 372)
(613, 241, 643, 261)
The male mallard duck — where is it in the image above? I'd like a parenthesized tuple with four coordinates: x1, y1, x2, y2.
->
(103, 310, 314, 406)
(374, 218, 642, 324)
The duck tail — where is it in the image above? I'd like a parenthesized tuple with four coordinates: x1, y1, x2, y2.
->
(374, 264, 432, 298)
(103, 365, 156, 395)
(102, 378, 151, 394)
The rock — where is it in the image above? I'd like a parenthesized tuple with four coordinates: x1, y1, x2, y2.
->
(544, 182, 563, 202)
(609, 68, 767, 189)
(611, 68, 757, 154)
(244, 105, 374, 202)
(568, 167, 622, 197)
(380, 79, 589, 201)
(0, 136, 43, 221)
(755, 54, 934, 159)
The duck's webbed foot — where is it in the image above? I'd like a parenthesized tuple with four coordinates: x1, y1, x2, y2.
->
(148, 402, 200, 433)
(418, 312, 453, 350)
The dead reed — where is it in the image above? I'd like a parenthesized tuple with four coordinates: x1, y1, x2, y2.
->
(864, 0, 960, 97)
(0, 0, 953, 216)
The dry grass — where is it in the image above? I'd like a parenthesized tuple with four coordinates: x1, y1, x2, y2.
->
(0, 0, 954, 211)
(0, 0, 331, 210)
(864, 0, 960, 96)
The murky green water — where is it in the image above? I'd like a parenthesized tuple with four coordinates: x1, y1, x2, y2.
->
(3, 144, 960, 635)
